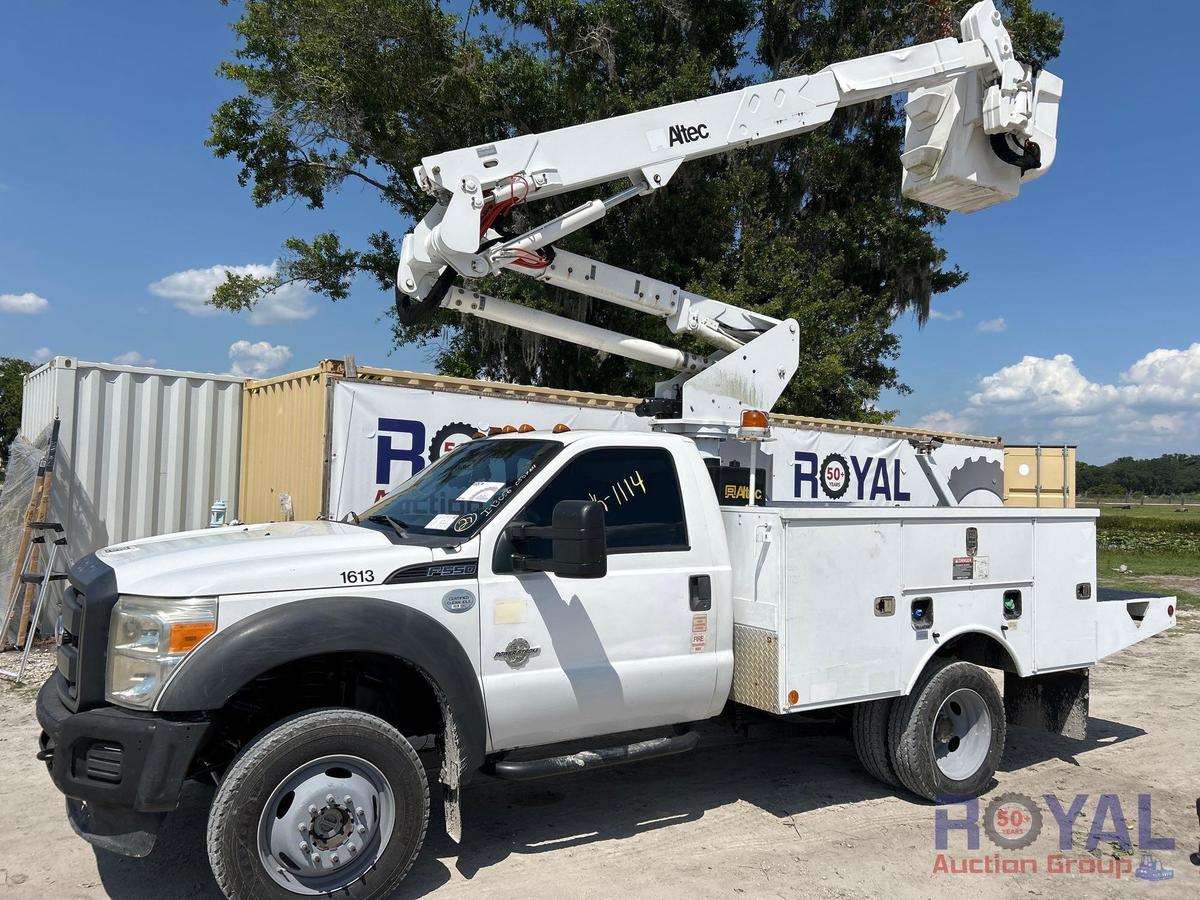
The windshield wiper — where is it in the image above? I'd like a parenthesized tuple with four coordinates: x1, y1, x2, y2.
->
(342, 510, 360, 525)
(367, 514, 409, 540)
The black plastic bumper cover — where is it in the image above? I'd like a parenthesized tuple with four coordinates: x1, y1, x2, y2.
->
(36, 677, 212, 856)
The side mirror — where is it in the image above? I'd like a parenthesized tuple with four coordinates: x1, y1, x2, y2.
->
(509, 499, 607, 579)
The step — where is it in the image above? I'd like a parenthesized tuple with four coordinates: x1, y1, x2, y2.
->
(484, 730, 699, 780)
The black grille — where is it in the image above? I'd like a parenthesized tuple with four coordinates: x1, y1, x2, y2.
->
(84, 742, 124, 783)
(56, 554, 119, 712)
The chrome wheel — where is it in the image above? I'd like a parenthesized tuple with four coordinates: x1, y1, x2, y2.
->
(930, 688, 992, 781)
(257, 754, 395, 895)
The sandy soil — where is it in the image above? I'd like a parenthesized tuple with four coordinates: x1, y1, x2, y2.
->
(1, 616, 1197, 900)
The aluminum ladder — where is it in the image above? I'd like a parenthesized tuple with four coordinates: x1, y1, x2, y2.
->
(1, 522, 69, 683)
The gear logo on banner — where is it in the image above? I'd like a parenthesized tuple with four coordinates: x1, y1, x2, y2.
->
(429, 422, 479, 461)
(819, 453, 851, 499)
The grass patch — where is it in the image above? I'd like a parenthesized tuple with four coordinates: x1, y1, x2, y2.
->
(1084, 502, 1200, 521)
(1097, 548, 1200, 578)
(1095, 505, 1200, 608)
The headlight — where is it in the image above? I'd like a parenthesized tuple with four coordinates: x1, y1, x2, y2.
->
(106, 596, 217, 709)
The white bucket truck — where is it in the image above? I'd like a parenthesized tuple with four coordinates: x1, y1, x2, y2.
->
(36, 5, 1173, 898)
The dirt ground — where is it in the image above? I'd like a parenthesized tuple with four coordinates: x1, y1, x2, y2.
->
(1, 616, 1197, 900)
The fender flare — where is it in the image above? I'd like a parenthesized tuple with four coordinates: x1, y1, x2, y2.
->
(903, 626, 1027, 695)
(156, 597, 487, 775)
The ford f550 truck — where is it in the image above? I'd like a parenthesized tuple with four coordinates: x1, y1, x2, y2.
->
(37, 427, 1175, 897)
(35, 5, 1175, 898)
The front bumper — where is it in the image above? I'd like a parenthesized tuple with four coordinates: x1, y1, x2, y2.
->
(36, 677, 212, 856)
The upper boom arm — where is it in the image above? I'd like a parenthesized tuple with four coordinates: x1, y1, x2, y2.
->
(394, 1, 1061, 430)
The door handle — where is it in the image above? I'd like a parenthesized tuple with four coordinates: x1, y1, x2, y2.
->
(689, 575, 711, 611)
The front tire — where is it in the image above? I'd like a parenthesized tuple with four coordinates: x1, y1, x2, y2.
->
(207, 709, 429, 899)
(889, 660, 1005, 801)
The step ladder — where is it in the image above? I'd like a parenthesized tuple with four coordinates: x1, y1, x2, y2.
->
(1, 522, 69, 684)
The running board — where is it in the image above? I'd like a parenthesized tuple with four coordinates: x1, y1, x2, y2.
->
(484, 730, 699, 780)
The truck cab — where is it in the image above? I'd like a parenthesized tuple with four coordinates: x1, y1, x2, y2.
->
(37, 430, 734, 888)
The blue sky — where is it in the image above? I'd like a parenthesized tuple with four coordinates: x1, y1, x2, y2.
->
(1, 1, 1196, 464)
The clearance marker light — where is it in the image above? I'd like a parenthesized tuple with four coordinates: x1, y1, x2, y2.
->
(487, 426, 503, 436)
(502, 424, 518, 433)
(518, 424, 536, 433)
(552, 423, 571, 434)
(738, 409, 770, 441)
(737, 410, 773, 507)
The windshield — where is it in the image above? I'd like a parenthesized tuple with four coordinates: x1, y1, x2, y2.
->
(360, 438, 561, 539)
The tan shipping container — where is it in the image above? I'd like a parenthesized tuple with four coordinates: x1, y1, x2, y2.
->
(238, 365, 336, 524)
(240, 359, 1003, 523)
(238, 360, 648, 522)
(1003, 445, 1076, 508)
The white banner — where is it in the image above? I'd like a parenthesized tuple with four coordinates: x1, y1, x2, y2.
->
(327, 381, 1002, 518)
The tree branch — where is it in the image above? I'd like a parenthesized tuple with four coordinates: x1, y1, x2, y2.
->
(286, 159, 399, 198)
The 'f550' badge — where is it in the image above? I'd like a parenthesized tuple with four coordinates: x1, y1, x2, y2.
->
(495, 637, 540, 669)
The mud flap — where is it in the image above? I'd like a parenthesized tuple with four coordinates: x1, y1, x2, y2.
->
(1004, 668, 1089, 740)
(438, 693, 463, 843)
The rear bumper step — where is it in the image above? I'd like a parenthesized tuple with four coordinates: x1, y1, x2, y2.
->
(485, 730, 699, 780)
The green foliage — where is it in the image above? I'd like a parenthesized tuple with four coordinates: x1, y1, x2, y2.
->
(1079, 454, 1200, 496)
(0, 356, 35, 465)
(209, 0, 1062, 419)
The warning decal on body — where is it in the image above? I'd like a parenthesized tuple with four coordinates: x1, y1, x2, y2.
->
(953, 556, 975, 580)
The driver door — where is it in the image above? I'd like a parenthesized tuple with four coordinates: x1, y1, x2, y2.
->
(477, 443, 723, 751)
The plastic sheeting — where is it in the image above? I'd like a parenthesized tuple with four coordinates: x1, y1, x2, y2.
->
(0, 428, 53, 639)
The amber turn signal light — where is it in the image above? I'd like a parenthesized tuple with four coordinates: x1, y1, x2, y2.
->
(167, 621, 215, 654)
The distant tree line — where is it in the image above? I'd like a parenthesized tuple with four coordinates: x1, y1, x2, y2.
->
(1078, 454, 1200, 497)
(0, 356, 35, 465)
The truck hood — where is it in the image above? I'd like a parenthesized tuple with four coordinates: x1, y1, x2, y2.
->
(94, 521, 434, 597)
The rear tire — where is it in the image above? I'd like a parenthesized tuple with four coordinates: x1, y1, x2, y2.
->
(851, 699, 900, 787)
(889, 660, 1005, 801)
(207, 708, 429, 899)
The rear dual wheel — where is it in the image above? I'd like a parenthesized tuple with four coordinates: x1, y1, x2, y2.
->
(853, 660, 1005, 801)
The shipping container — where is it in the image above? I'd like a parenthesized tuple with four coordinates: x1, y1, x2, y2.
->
(239, 359, 1005, 523)
(19, 357, 244, 565)
(1003, 444, 1076, 508)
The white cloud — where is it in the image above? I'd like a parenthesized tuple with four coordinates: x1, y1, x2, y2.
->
(0, 292, 49, 314)
(969, 354, 1121, 415)
(30, 347, 52, 364)
(112, 351, 157, 367)
(227, 340, 292, 378)
(148, 263, 316, 325)
(953, 344, 1200, 461)
(916, 409, 976, 434)
(928, 308, 964, 322)
(976, 317, 1007, 333)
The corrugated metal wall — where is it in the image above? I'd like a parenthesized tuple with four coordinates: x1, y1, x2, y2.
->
(238, 366, 332, 524)
(19, 358, 244, 562)
(18, 357, 64, 442)
(1004, 445, 1076, 508)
